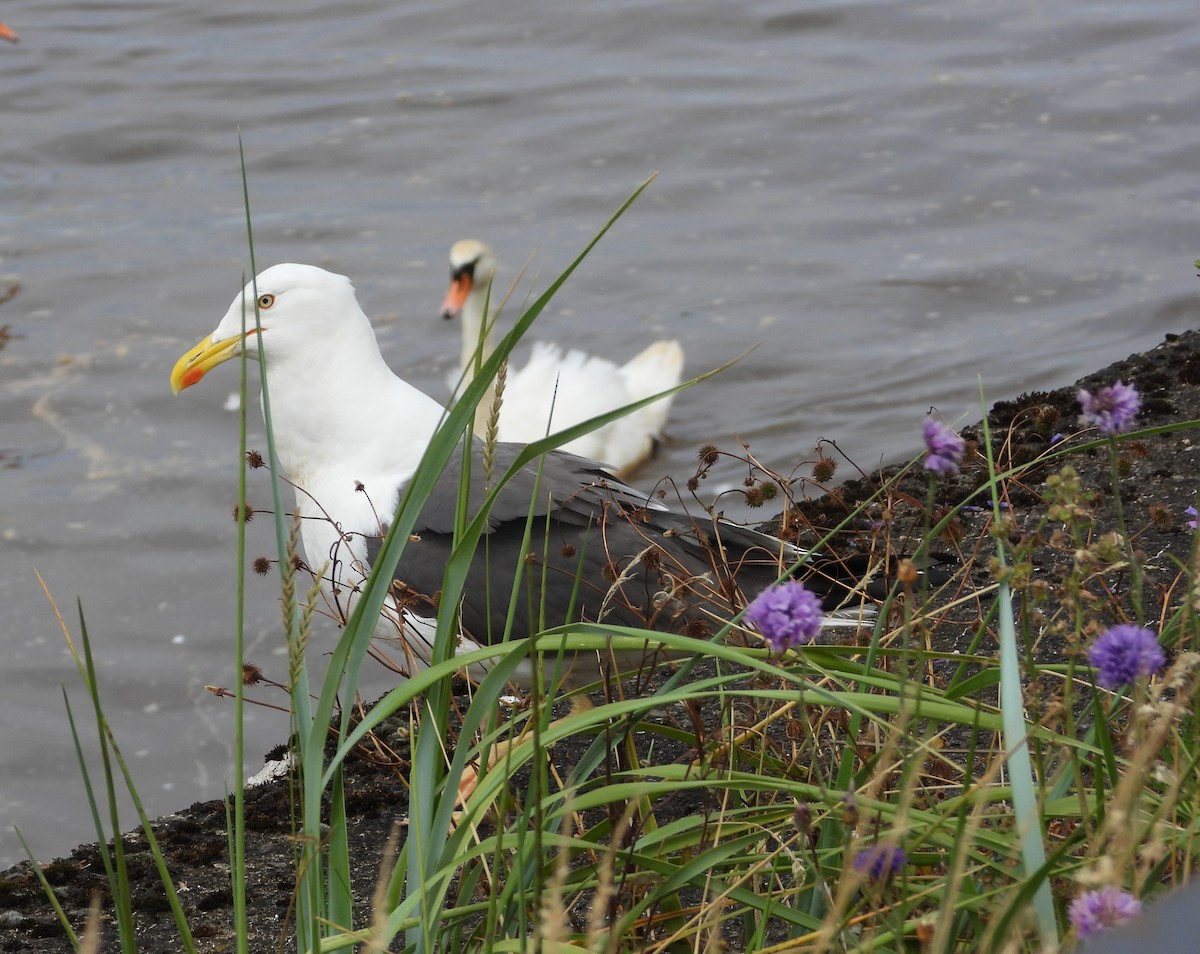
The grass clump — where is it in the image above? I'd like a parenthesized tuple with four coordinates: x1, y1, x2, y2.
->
(15, 180, 1200, 954)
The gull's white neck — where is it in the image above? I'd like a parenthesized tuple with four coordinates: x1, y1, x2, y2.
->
(260, 320, 444, 521)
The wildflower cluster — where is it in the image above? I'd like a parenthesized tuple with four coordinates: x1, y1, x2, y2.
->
(852, 843, 906, 883)
(922, 416, 965, 475)
(1077, 380, 1140, 436)
(1087, 624, 1165, 689)
(744, 580, 823, 652)
(1068, 886, 1142, 939)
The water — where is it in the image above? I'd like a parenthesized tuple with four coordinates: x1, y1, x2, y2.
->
(3, 0, 1199, 867)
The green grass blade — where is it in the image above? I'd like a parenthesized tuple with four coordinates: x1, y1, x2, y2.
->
(230, 135, 253, 954)
(60, 687, 118, 902)
(99, 718, 199, 954)
(237, 135, 321, 949)
(978, 379, 1058, 947)
(75, 603, 137, 954)
(14, 825, 80, 948)
(326, 766, 353, 934)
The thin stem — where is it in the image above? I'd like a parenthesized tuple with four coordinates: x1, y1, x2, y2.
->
(1107, 435, 1144, 623)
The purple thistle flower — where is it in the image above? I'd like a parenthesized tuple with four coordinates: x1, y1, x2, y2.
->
(1069, 885, 1142, 939)
(1077, 380, 1141, 436)
(1186, 505, 1198, 530)
(852, 844, 906, 882)
(1087, 624, 1165, 689)
(923, 417, 965, 475)
(744, 580, 823, 652)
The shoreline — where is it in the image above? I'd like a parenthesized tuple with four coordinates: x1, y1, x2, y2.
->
(4, 329, 1199, 951)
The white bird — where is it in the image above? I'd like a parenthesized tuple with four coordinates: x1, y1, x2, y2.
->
(171, 264, 873, 689)
(440, 240, 684, 476)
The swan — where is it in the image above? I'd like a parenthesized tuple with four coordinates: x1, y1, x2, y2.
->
(440, 239, 684, 476)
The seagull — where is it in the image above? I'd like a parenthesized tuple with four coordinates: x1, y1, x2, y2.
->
(171, 264, 873, 691)
(441, 240, 684, 476)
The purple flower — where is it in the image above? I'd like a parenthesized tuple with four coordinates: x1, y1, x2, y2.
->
(744, 581, 823, 652)
(1077, 380, 1141, 436)
(923, 417, 965, 475)
(1069, 886, 1142, 939)
(1087, 624, 1165, 689)
(852, 844, 906, 882)
(1186, 505, 1198, 530)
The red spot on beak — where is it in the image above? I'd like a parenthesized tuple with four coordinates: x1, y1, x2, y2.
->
(181, 367, 205, 389)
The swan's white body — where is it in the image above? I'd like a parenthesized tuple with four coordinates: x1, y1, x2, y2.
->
(442, 240, 684, 475)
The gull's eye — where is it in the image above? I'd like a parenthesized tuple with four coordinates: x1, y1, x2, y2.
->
(257, 293, 275, 309)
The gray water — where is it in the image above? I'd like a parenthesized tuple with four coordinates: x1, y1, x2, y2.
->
(3, 0, 1199, 868)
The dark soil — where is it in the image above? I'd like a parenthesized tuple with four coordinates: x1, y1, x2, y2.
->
(4, 330, 1200, 953)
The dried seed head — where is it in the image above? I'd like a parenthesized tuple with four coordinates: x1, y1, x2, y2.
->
(253, 556, 272, 575)
(812, 456, 837, 483)
(639, 546, 663, 571)
(232, 502, 254, 524)
(242, 663, 263, 686)
(684, 616, 711, 639)
(1033, 404, 1060, 433)
(245, 450, 265, 469)
(698, 444, 720, 466)
(842, 790, 859, 826)
(938, 515, 964, 546)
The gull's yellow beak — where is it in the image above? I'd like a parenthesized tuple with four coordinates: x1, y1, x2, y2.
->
(169, 330, 256, 394)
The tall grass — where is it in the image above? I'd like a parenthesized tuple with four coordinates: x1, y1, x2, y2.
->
(20, 177, 1200, 953)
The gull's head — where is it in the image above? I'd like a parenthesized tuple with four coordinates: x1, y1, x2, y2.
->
(170, 263, 361, 394)
(440, 239, 497, 321)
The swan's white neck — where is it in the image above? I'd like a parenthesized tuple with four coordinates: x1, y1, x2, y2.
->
(458, 282, 495, 380)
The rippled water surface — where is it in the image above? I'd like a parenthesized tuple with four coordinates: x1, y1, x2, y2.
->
(3, 0, 1199, 866)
